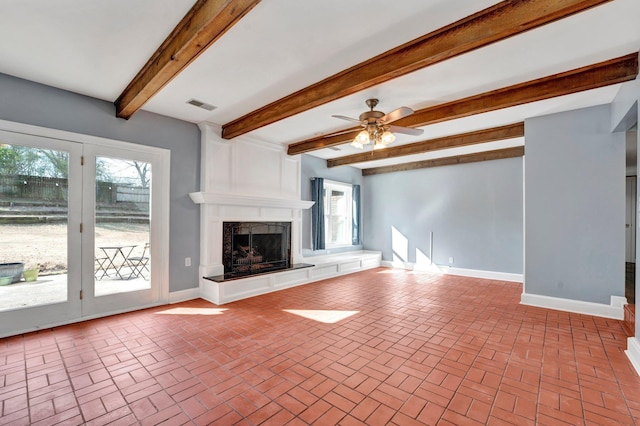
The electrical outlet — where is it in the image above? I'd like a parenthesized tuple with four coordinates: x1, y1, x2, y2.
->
(448, 257, 454, 264)
(185, 257, 191, 267)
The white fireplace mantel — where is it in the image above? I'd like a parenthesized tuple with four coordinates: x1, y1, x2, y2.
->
(189, 191, 314, 210)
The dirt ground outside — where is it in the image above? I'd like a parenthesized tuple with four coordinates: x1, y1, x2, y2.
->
(0, 223, 149, 274)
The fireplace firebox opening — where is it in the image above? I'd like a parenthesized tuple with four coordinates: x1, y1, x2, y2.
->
(222, 221, 292, 278)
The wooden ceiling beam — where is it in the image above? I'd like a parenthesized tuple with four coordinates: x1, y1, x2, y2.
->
(327, 123, 523, 168)
(288, 53, 638, 155)
(397, 53, 638, 129)
(362, 146, 525, 176)
(223, 0, 613, 139)
(115, 0, 262, 120)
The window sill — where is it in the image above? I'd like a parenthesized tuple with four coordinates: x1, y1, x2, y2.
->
(325, 244, 354, 250)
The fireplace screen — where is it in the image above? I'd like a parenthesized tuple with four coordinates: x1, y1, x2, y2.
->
(222, 222, 291, 277)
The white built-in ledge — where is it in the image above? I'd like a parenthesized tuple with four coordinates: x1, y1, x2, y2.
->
(189, 191, 315, 210)
(200, 250, 382, 305)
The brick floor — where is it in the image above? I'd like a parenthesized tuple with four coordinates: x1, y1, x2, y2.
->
(0, 268, 639, 425)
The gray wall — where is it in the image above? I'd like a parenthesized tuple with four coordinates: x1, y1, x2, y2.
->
(525, 104, 625, 304)
(0, 73, 200, 292)
(363, 157, 523, 273)
(300, 154, 363, 255)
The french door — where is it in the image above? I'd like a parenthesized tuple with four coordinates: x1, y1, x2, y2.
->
(0, 131, 82, 334)
(0, 125, 169, 337)
(81, 144, 168, 317)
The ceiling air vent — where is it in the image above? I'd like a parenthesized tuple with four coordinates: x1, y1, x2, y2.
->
(186, 99, 217, 111)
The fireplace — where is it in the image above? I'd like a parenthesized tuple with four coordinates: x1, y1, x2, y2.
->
(190, 125, 317, 300)
(191, 124, 378, 304)
(222, 221, 291, 278)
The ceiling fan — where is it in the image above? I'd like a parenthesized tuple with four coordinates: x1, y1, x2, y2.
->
(332, 99, 424, 150)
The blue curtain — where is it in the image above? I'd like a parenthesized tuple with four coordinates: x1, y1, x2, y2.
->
(352, 184, 361, 245)
(311, 177, 325, 250)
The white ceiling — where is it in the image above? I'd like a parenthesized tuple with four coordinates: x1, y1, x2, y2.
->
(0, 0, 639, 169)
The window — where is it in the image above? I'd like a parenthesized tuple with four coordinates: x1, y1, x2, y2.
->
(323, 180, 352, 247)
(310, 177, 360, 251)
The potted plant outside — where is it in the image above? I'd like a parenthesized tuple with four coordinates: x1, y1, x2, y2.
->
(23, 266, 40, 282)
(0, 262, 24, 283)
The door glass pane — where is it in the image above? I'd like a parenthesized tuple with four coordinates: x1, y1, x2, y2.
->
(0, 144, 68, 311)
(330, 190, 343, 243)
(94, 157, 151, 297)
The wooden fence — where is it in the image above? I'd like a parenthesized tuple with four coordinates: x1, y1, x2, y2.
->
(0, 175, 149, 205)
(0, 174, 68, 201)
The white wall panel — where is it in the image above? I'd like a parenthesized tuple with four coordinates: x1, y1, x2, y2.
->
(198, 123, 301, 199)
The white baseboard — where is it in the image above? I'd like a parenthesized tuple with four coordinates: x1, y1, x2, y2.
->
(626, 337, 640, 376)
(169, 288, 201, 304)
(380, 261, 523, 283)
(444, 266, 523, 282)
(520, 293, 626, 320)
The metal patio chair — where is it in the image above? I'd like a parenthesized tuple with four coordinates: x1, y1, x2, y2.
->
(95, 255, 109, 280)
(127, 243, 150, 279)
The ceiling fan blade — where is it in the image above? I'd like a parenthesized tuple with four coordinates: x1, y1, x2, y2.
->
(381, 106, 414, 123)
(389, 125, 424, 136)
(331, 114, 362, 124)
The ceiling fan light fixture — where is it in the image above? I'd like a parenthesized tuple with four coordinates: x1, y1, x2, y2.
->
(333, 99, 420, 151)
(381, 130, 396, 145)
(350, 140, 364, 149)
(355, 130, 370, 145)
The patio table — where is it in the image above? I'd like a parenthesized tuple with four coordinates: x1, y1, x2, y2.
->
(96, 245, 137, 280)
